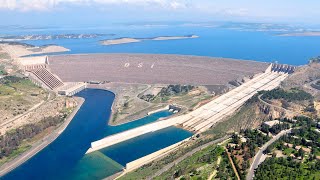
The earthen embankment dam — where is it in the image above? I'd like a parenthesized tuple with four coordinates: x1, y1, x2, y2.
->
(48, 54, 268, 85)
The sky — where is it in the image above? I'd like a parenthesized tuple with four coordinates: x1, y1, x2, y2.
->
(0, 0, 319, 27)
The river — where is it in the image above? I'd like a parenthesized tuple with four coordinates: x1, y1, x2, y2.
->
(2, 89, 192, 180)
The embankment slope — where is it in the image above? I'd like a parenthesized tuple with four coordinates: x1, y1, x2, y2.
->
(48, 54, 268, 85)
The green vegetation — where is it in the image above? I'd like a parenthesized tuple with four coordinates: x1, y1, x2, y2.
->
(0, 114, 68, 165)
(261, 122, 291, 135)
(0, 76, 41, 96)
(154, 145, 236, 180)
(0, 76, 46, 118)
(139, 84, 195, 102)
(254, 157, 320, 180)
(0, 76, 24, 84)
(261, 88, 313, 102)
(283, 148, 296, 156)
(205, 95, 268, 136)
(0, 144, 31, 166)
(255, 115, 320, 180)
(121, 95, 269, 180)
(0, 65, 7, 75)
(227, 130, 271, 179)
(119, 137, 217, 180)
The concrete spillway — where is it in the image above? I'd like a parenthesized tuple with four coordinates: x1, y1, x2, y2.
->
(86, 64, 292, 154)
(86, 116, 184, 154)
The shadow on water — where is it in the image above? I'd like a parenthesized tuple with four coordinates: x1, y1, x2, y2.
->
(3, 88, 192, 180)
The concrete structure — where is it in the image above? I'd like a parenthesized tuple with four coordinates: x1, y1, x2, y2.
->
(86, 64, 293, 154)
(147, 104, 181, 115)
(85, 117, 184, 154)
(29, 68, 64, 90)
(16, 56, 49, 71)
(125, 138, 190, 172)
(17, 56, 88, 96)
(17, 56, 64, 90)
(57, 82, 87, 96)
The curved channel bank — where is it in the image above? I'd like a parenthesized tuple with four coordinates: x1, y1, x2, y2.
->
(2, 89, 192, 180)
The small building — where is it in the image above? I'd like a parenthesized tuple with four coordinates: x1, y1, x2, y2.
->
(57, 82, 87, 96)
(290, 154, 296, 158)
(301, 147, 311, 153)
(295, 145, 302, 150)
(263, 120, 281, 128)
(284, 142, 293, 148)
(240, 137, 247, 143)
(228, 143, 237, 148)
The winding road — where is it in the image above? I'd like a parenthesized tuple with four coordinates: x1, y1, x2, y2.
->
(246, 128, 292, 180)
(247, 94, 311, 180)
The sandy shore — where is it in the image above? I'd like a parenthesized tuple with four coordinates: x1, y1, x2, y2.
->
(0, 43, 69, 58)
(101, 35, 199, 45)
(0, 97, 84, 177)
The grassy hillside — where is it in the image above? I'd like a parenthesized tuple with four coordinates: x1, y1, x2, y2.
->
(155, 145, 236, 180)
(0, 76, 47, 123)
(204, 96, 269, 137)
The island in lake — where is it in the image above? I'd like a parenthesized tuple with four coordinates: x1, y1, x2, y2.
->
(277, 31, 320, 37)
(0, 33, 113, 41)
(101, 35, 199, 45)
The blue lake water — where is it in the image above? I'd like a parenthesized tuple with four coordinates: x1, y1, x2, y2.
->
(9, 26, 320, 65)
(2, 89, 192, 180)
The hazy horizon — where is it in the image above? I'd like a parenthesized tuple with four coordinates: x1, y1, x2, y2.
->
(0, 0, 320, 27)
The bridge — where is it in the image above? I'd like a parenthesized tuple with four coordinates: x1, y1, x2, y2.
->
(86, 64, 294, 154)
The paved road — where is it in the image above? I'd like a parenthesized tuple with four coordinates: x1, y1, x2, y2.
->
(249, 94, 314, 180)
(258, 95, 311, 119)
(246, 129, 292, 180)
(147, 136, 230, 180)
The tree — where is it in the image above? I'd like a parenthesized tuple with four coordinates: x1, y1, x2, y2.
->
(264, 146, 272, 154)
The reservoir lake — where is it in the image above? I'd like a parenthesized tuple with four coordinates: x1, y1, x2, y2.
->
(7, 25, 320, 65)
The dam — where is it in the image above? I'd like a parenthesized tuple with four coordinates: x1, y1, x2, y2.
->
(86, 64, 293, 154)
(12, 54, 294, 178)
